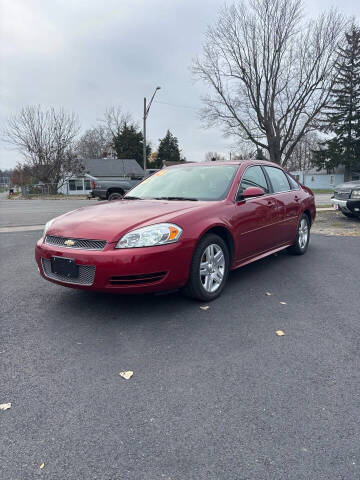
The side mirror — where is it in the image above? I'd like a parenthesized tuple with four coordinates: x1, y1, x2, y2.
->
(237, 186, 265, 201)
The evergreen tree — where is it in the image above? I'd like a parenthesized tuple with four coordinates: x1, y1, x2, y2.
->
(255, 148, 266, 160)
(112, 123, 151, 169)
(313, 26, 360, 179)
(156, 130, 182, 166)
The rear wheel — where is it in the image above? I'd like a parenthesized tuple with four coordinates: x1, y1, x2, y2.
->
(288, 213, 310, 255)
(108, 191, 123, 201)
(184, 234, 229, 301)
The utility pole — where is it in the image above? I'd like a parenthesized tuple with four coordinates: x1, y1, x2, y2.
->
(143, 86, 161, 175)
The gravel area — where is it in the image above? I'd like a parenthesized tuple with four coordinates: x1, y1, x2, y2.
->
(312, 209, 360, 236)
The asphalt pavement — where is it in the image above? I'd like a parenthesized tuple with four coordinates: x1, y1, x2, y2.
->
(1, 230, 359, 479)
(0, 198, 95, 227)
(314, 193, 332, 206)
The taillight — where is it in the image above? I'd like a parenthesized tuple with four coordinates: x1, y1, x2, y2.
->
(91, 181, 95, 189)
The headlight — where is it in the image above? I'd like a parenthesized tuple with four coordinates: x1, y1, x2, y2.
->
(115, 223, 183, 249)
(43, 218, 55, 237)
(351, 189, 360, 199)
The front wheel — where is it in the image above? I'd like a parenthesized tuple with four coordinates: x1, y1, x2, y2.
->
(184, 233, 230, 301)
(339, 207, 357, 218)
(288, 213, 310, 255)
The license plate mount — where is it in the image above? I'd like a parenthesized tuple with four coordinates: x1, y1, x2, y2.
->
(51, 256, 79, 278)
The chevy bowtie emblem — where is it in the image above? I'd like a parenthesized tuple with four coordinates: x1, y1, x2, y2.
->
(64, 239, 75, 246)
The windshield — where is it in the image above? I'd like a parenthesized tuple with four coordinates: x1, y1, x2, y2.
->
(125, 165, 238, 201)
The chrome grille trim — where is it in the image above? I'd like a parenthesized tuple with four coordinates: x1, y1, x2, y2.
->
(45, 235, 106, 251)
(41, 258, 96, 286)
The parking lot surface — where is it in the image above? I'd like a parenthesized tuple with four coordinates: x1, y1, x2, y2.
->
(1, 229, 359, 479)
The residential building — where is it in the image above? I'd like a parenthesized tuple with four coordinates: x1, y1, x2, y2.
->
(290, 165, 360, 189)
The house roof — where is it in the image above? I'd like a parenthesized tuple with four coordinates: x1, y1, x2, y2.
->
(82, 158, 144, 178)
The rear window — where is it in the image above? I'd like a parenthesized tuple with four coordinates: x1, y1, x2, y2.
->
(264, 167, 291, 193)
(286, 174, 300, 190)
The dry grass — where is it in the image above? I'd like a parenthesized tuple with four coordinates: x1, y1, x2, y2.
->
(312, 210, 360, 236)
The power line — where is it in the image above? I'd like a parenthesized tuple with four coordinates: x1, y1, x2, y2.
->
(154, 100, 199, 111)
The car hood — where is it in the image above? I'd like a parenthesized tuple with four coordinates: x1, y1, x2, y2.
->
(47, 199, 204, 243)
(334, 180, 360, 190)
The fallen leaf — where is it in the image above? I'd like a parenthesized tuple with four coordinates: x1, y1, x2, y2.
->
(276, 330, 285, 336)
(265, 292, 272, 296)
(280, 301, 287, 305)
(200, 306, 210, 310)
(0, 403, 11, 411)
(40, 463, 45, 469)
(119, 371, 133, 380)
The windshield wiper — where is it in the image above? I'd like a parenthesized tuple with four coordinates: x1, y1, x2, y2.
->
(152, 196, 199, 201)
(123, 196, 143, 200)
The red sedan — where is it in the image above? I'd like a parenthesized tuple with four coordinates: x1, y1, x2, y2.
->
(35, 160, 316, 301)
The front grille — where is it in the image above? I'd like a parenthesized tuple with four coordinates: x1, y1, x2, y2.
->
(45, 235, 106, 251)
(109, 272, 167, 286)
(41, 258, 96, 286)
(333, 190, 350, 200)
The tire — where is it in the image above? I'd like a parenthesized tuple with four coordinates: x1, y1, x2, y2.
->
(288, 213, 310, 255)
(184, 233, 230, 301)
(108, 192, 123, 201)
(339, 207, 357, 219)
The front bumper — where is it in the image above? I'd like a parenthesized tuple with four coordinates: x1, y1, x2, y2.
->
(331, 197, 360, 215)
(35, 239, 194, 294)
(331, 197, 349, 211)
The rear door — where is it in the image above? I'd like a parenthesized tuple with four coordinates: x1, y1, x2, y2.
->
(263, 166, 300, 243)
(233, 165, 282, 260)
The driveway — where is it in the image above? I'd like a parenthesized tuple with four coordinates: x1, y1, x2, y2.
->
(1, 229, 359, 479)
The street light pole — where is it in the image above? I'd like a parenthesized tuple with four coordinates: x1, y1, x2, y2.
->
(143, 86, 161, 175)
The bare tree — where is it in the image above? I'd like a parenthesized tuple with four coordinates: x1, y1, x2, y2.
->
(193, 0, 346, 166)
(76, 125, 111, 159)
(4, 105, 82, 193)
(286, 132, 322, 171)
(102, 106, 133, 138)
(10, 163, 34, 187)
(204, 151, 227, 161)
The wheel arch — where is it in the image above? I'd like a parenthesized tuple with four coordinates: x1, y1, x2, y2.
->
(200, 225, 235, 264)
(303, 209, 312, 226)
(106, 187, 125, 199)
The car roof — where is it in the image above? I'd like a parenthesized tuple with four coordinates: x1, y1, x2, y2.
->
(165, 159, 280, 168)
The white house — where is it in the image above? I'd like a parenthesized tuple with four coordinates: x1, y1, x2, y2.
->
(290, 165, 360, 189)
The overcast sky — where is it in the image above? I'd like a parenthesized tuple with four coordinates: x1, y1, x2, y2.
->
(0, 0, 359, 170)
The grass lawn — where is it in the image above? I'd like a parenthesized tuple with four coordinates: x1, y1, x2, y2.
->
(311, 189, 333, 194)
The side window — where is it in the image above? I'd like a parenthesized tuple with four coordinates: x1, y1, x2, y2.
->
(240, 166, 269, 194)
(286, 173, 300, 190)
(264, 167, 291, 193)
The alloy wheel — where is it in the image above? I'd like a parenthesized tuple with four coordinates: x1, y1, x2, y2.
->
(199, 243, 225, 293)
(298, 218, 309, 249)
